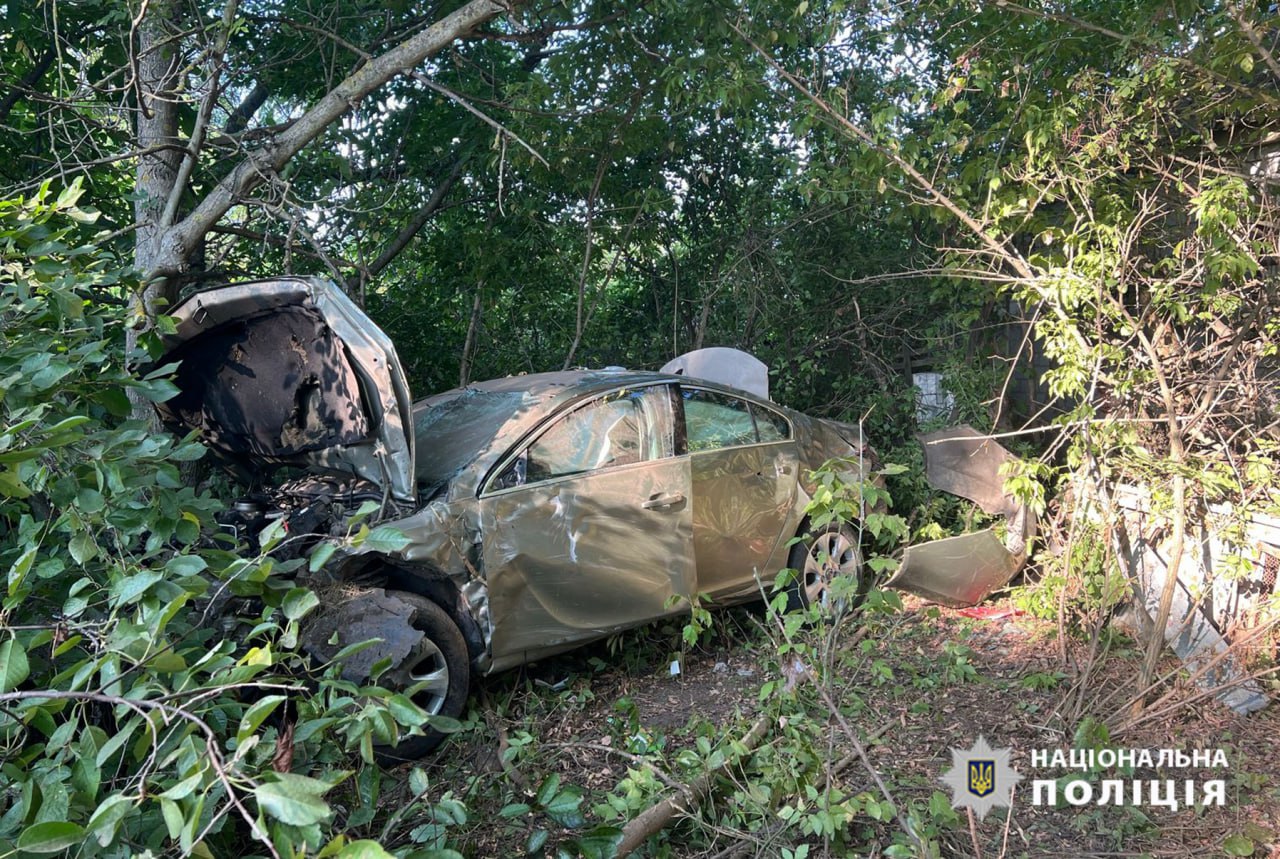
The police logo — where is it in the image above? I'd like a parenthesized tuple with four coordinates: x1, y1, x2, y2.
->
(940, 737, 1023, 820)
(968, 759, 995, 798)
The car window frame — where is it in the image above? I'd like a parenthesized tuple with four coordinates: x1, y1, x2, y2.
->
(751, 401, 793, 444)
(480, 383, 678, 496)
(675, 385, 793, 455)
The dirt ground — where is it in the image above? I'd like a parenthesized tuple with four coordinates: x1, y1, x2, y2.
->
(421, 597, 1280, 858)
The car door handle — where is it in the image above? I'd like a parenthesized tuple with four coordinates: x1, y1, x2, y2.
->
(641, 492, 685, 510)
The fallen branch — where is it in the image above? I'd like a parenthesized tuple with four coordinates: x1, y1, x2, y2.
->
(615, 711, 772, 857)
(0, 688, 281, 858)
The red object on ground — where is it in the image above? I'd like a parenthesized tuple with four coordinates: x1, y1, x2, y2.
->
(954, 606, 1023, 620)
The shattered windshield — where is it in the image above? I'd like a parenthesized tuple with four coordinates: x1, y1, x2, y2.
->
(413, 389, 531, 490)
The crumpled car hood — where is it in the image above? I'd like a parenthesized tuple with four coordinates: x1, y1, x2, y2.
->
(154, 277, 416, 502)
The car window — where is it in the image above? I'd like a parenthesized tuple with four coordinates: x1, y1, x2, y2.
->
(753, 403, 791, 442)
(683, 389, 757, 452)
(492, 388, 668, 489)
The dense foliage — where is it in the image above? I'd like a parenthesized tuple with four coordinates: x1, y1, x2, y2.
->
(1, 0, 1277, 855)
(0, 186, 451, 858)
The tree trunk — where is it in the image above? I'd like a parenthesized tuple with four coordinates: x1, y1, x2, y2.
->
(459, 287, 484, 387)
(133, 1, 183, 316)
(121, 0, 510, 419)
(127, 2, 183, 416)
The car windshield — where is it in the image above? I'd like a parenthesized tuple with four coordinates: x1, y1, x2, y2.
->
(413, 388, 532, 490)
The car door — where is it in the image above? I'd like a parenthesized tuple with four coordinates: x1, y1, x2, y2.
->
(681, 387, 799, 600)
(479, 385, 694, 662)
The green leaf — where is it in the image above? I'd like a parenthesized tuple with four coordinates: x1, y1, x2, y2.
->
(68, 531, 96, 565)
(576, 825, 624, 859)
(0, 638, 29, 692)
(16, 821, 85, 853)
(160, 797, 184, 840)
(359, 525, 411, 553)
(1223, 835, 1255, 857)
(168, 442, 206, 462)
(335, 841, 397, 859)
(85, 793, 135, 846)
(254, 774, 333, 826)
(535, 773, 561, 807)
(97, 387, 132, 417)
(165, 555, 208, 576)
(282, 587, 320, 620)
(237, 695, 287, 744)
(387, 693, 428, 727)
(409, 767, 430, 796)
(159, 770, 205, 801)
(7, 546, 36, 596)
(309, 541, 337, 573)
(75, 488, 105, 513)
(71, 753, 101, 803)
(131, 377, 180, 403)
(0, 467, 32, 499)
(542, 786, 584, 827)
(259, 517, 287, 550)
(109, 569, 162, 605)
(96, 718, 140, 767)
(525, 829, 549, 854)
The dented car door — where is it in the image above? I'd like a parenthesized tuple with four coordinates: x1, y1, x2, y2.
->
(681, 387, 800, 600)
(478, 385, 695, 662)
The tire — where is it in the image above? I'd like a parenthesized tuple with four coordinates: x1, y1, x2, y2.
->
(376, 592, 470, 760)
(785, 522, 865, 614)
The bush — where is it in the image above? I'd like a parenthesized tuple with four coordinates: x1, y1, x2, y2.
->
(0, 184, 415, 858)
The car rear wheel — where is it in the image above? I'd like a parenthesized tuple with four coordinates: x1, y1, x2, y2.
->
(377, 592, 470, 760)
(786, 522, 865, 614)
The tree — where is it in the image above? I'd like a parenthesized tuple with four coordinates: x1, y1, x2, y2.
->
(741, 0, 1280, 714)
(0, 183, 449, 858)
(2, 1, 513, 310)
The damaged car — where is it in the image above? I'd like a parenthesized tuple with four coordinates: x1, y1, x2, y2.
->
(156, 277, 1031, 756)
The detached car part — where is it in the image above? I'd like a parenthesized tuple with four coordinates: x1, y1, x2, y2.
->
(886, 426, 1037, 608)
(1111, 485, 1270, 716)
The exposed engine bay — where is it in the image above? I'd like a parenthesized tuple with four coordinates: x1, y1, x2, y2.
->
(214, 474, 405, 562)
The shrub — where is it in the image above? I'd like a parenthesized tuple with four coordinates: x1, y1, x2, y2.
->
(0, 184, 411, 858)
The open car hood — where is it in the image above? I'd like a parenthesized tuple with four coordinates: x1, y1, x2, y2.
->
(154, 278, 416, 503)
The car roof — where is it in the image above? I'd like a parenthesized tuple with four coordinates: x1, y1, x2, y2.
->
(415, 369, 686, 407)
(411, 368, 786, 496)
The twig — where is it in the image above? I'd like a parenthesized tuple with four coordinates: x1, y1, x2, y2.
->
(161, 0, 240, 228)
(543, 741, 684, 793)
(409, 72, 549, 167)
(0, 689, 281, 858)
(968, 807, 984, 859)
(615, 711, 772, 857)
(807, 673, 925, 854)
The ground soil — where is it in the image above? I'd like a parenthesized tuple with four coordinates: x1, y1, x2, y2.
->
(413, 597, 1280, 858)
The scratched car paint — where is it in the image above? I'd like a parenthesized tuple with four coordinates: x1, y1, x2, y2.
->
(157, 277, 1032, 756)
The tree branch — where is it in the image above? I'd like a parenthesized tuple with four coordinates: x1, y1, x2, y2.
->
(730, 19, 1100, 357)
(165, 0, 513, 277)
(1226, 0, 1280, 84)
(0, 46, 58, 126)
(359, 152, 471, 286)
(993, 0, 1280, 106)
(410, 72, 549, 167)
(224, 82, 268, 135)
(160, 0, 239, 228)
(0, 689, 282, 859)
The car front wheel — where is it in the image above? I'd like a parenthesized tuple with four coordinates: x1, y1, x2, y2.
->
(378, 591, 470, 759)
